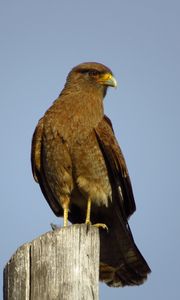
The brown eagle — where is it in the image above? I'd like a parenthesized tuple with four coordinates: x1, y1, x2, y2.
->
(31, 62, 151, 287)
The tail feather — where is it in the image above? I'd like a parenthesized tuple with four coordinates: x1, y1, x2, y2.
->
(97, 203, 151, 287)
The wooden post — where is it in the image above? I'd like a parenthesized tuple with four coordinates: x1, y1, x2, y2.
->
(3, 224, 100, 300)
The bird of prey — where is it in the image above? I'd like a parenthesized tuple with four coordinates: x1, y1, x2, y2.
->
(31, 62, 151, 287)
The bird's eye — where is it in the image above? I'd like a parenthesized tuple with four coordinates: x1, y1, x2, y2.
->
(89, 70, 99, 76)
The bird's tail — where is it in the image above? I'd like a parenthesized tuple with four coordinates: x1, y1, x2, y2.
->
(98, 204, 151, 287)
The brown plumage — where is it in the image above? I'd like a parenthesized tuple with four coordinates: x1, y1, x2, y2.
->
(31, 62, 151, 287)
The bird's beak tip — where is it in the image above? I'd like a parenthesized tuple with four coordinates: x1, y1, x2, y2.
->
(98, 73, 118, 88)
(111, 76, 118, 88)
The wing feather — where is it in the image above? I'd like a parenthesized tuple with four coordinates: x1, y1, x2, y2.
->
(94, 115, 151, 286)
(31, 118, 62, 216)
(95, 115, 136, 218)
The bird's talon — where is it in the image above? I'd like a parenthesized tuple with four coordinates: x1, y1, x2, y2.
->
(50, 223, 60, 231)
(93, 223, 108, 231)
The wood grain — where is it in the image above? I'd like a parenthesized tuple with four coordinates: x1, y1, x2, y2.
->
(4, 224, 100, 300)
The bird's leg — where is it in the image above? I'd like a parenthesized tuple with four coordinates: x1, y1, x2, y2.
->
(62, 196, 70, 227)
(85, 197, 91, 225)
(64, 206, 68, 227)
(85, 197, 108, 231)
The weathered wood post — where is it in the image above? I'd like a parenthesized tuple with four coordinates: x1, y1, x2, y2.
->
(3, 224, 100, 300)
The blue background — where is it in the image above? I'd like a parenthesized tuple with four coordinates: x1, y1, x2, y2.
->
(1, 1, 180, 299)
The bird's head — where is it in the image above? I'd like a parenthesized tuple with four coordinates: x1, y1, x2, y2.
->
(65, 62, 117, 97)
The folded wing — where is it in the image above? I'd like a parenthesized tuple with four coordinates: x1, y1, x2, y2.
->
(94, 116, 151, 286)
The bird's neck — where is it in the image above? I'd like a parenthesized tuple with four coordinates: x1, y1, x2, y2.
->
(51, 87, 103, 143)
(60, 84, 105, 122)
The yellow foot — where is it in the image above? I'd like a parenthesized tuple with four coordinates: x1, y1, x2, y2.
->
(85, 220, 91, 226)
(85, 221, 108, 231)
(93, 223, 108, 231)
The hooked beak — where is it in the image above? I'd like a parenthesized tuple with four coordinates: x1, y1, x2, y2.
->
(97, 73, 117, 88)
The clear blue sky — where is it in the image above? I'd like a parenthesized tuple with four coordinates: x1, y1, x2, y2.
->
(1, 1, 180, 299)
